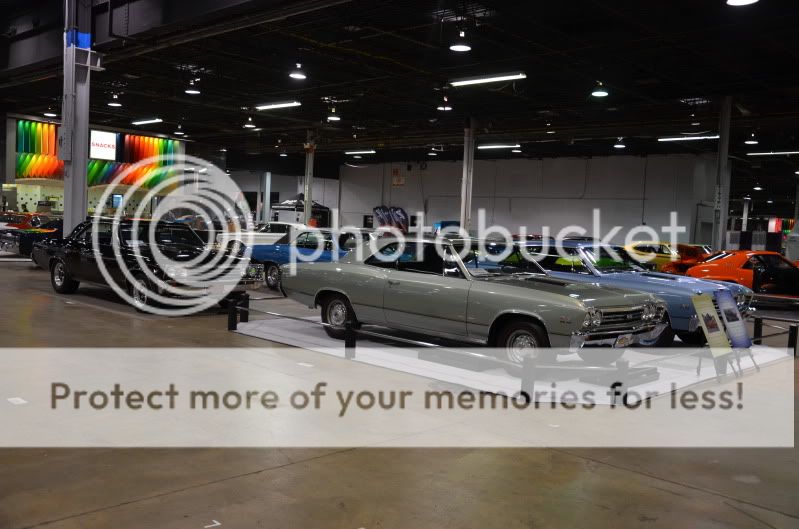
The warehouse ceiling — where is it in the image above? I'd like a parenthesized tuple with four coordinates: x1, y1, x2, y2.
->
(2, 0, 799, 216)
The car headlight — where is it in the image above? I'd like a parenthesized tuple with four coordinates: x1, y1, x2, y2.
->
(582, 312, 592, 328)
(592, 309, 603, 327)
(655, 302, 667, 321)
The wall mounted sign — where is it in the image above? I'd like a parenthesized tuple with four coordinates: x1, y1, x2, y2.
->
(89, 130, 118, 161)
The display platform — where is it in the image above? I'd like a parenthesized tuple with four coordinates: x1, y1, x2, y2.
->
(235, 317, 789, 405)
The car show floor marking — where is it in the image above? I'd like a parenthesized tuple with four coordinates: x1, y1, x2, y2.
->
(234, 317, 790, 405)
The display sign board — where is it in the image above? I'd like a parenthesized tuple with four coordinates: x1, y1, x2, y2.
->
(715, 290, 752, 348)
(691, 294, 731, 357)
(89, 130, 118, 161)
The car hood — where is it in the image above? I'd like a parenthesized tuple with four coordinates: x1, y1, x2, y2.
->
(600, 271, 745, 295)
(480, 274, 653, 308)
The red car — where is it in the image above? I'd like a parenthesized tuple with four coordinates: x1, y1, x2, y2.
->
(685, 250, 799, 299)
(0, 213, 50, 231)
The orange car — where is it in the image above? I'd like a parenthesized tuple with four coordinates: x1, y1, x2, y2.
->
(661, 244, 711, 275)
(685, 250, 799, 298)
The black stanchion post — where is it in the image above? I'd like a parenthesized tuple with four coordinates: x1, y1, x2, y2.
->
(789, 325, 798, 357)
(753, 317, 763, 344)
(612, 359, 630, 407)
(227, 300, 238, 331)
(520, 356, 536, 403)
(344, 321, 356, 359)
(240, 294, 250, 323)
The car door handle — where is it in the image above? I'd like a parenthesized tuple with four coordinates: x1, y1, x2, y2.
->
(387, 280, 400, 286)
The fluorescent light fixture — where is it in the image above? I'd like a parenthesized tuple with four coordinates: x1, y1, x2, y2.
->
(43, 112, 57, 117)
(184, 79, 200, 95)
(353, 155, 362, 159)
(511, 149, 522, 153)
(747, 151, 799, 156)
(727, 0, 758, 5)
(546, 130, 556, 134)
(243, 117, 256, 128)
(279, 153, 288, 157)
(691, 121, 701, 126)
(449, 30, 471, 52)
(450, 72, 526, 87)
(591, 81, 609, 98)
(753, 186, 763, 191)
(174, 124, 185, 136)
(477, 143, 520, 150)
(345, 150, 376, 155)
(327, 107, 340, 121)
(767, 199, 773, 204)
(437, 105, 453, 111)
(107, 94, 122, 107)
(428, 151, 438, 156)
(744, 132, 758, 145)
(657, 135, 719, 142)
(255, 101, 301, 111)
(289, 63, 306, 80)
(614, 138, 626, 149)
(131, 118, 163, 125)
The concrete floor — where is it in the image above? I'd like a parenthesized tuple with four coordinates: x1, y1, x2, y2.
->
(0, 260, 797, 529)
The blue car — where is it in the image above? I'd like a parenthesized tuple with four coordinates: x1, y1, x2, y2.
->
(251, 229, 372, 289)
(517, 240, 754, 346)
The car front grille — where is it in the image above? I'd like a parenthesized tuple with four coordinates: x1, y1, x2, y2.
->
(598, 306, 646, 331)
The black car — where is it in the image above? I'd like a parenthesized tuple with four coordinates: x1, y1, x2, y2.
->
(35, 218, 263, 311)
(0, 219, 63, 260)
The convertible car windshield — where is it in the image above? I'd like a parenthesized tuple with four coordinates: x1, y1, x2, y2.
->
(583, 246, 644, 273)
(119, 223, 204, 247)
(456, 243, 547, 277)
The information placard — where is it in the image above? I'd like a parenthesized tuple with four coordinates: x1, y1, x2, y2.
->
(691, 294, 731, 357)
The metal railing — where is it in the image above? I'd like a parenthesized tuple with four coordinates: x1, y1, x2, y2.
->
(751, 315, 798, 356)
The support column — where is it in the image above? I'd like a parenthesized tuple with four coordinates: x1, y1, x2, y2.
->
(742, 197, 750, 231)
(794, 182, 798, 221)
(459, 117, 476, 232)
(59, 0, 101, 233)
(303, 131, 315, 225)
(261, 171, 272, 223)
(712, 96, 732, 250)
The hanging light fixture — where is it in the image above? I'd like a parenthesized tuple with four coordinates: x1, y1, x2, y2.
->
(243, 116, 256, 129)
(184, 79, 201, 95)
(613, 137, 626, 149)
(449, 29, 471, 52)
(107, 94, 122, 107)
(591, 81, 609, 98)
(727, 0, 759, 6)
(437, 95, 453, 111)
(753, 184, 763, 191)
(289, 63, 307, 80)
(43, 106, 57, 117)
(744, 132, 759, 145)
(327, 107, 341, 121)
(174, 124, 185, 136)
(279, 152, 288, 157)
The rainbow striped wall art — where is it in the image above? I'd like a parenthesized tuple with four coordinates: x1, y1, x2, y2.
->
(14, 119, 183, 189)
(15, 120, 64, 179)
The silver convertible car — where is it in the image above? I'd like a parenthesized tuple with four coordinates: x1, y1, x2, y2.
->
(280, 239, 667, 365)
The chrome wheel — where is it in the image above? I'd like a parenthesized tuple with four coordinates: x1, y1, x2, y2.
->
(131, 279, 148, 310)
(326, 299, 348, 327)
(266, 264, 279, 289)
(53, 262, 65, 287)
(505, 329, 540, 364)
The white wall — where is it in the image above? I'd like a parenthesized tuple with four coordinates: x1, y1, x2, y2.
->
(230, 170, 340, 210)
(339, 154, 717, 243)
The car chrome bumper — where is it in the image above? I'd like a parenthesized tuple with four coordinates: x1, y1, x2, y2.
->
(568, 322, 667, 351)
